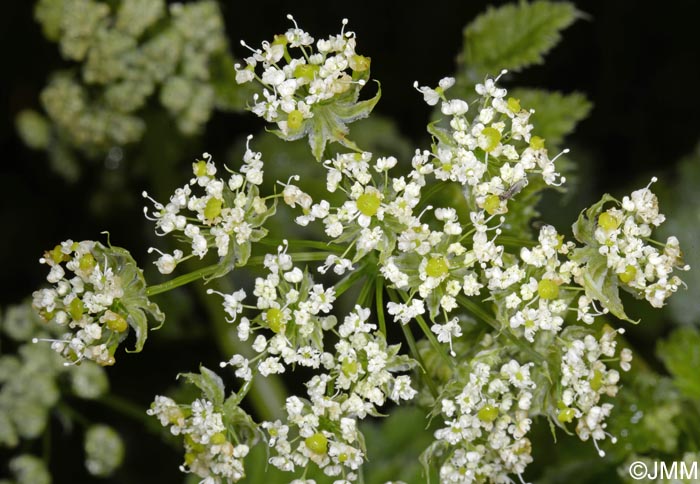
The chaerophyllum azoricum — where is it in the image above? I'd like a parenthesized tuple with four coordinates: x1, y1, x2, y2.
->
(27, 14, 690, 484)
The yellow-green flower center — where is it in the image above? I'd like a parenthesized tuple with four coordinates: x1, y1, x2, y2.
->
(477, 404, 499, 423)
(356, 192, 381, 217)
(204, 198, 223, 221)
(287, 110, 304, 131)
(305, 432, 328, 454)
(507, 97, 521, 112)
(529, 136, 545, 150)
(557, 408, 576, 423)
(483, 194, 501, 215)
(426, 256, 449, 278)
(598, 212, 620, 231)
(266, 308, 284, 333)
(537, 279, 559, 300)
(293, 64, 319, 81)
(618, 265, 637, 284)
(481, 127, 501, 152)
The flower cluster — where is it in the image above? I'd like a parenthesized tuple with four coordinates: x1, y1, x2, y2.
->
(593, 179, 689, 308)
(31, 240, 163, 365)
(143, 138, 275, 276)
(289, 151, 426, 265)
(147, 396, 249, 482)
(214, 242, 337, 379)
(236, 15, 369, 133)
(29, 0, 231, 156)
(557, 327, 632, 457)
(430, 357, 536, 483)
(259, 305, 416, 482)
(235, 16, 379, 159)
(416, 73, 566, 198)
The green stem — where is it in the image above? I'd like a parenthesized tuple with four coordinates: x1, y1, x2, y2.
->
(375, 279, 386, 336)
(418, 181, 449, 208)
(334, 261, 369, 297)
(202, 278, 286, 421)
(248, 251, 332, 266)
(496, 235, 537, 248)
(97, 394, 159, 431)
(145, 264, 219, 296)
(57, 402, 90, 427)
(397, 314, 438, 398)
(456, 295, 545, 364)
(390, 289, 453, 367)
(258, 238, 345, 253)
(357, 275, 375, 309)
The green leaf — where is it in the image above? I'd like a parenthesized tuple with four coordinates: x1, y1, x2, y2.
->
(272, 81, 381, 161)
(660, 145, 700, 325)
(509, 88, 591, 147)
(657, 327, 700, 400)
(606, 372, 681, 458)
(571, 247, 638, 323)
(178, 366, 225, 406)
(462, 1, 581, 77)
(572, 193, 618, 246)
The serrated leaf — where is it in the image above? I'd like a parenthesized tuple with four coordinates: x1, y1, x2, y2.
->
(510, 88, 591, 147)
(179, 366, 225, 405)
(571, 247, 637, 323)
(462, 1, 580, 76)
(657, 327, 700, 400)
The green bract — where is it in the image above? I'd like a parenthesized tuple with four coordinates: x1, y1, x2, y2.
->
(32, 240, 164, 365)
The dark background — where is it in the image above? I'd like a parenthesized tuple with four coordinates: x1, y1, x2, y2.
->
(1, 1, 699, 482)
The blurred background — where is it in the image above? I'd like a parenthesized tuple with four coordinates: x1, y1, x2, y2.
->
(1, 0, 699, 482)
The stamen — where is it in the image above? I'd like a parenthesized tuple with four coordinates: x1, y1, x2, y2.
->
(147, 247, 165, 256)
(593, 437, 606, 458)
(142, 191, 164, 210)
(239, 40, 259, 54)
(551, 148, 571, 163)
(416, 205, 434, 221)
(286, 13, 299, 29)
(495, 69, 508, 82)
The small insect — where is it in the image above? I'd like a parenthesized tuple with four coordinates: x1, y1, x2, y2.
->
(498, 179, 528, 201)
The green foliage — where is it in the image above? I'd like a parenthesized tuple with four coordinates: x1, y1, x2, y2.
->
(461, 1, 581, 79)
(94, 242, 165, 353)
(509, 89, 591, 148)
(657, 326, 700, 400)
(179, 365, 226, 406)
(661, 146, 700, 325)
